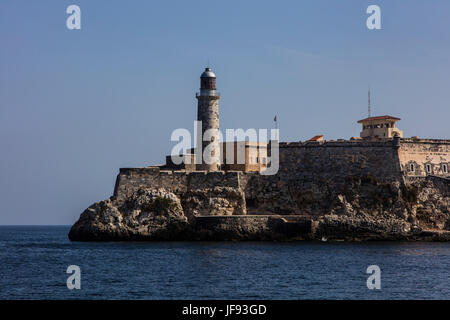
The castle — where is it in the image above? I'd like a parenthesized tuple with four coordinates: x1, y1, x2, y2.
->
(155, 67, 448, 178)
(69, 67, 450, 242)
(110, 67, 449, 216)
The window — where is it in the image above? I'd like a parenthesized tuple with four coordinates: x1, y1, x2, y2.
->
(426, 164, 432, 174)
(409, 163, 415, 172)
(443, 164, 448, 174)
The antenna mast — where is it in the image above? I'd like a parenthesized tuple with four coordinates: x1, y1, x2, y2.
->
(368, 87, 374, 138)
(274, 115, 278, 140)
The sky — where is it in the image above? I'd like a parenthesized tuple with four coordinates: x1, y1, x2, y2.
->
(0, 0, 449, 225)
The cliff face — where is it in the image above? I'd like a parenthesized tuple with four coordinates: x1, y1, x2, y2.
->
(69, 174, 450, 241)
(69, 140, 449, 241)
(69, 189, 189, 241)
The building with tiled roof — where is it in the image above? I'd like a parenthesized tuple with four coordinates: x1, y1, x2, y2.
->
(358, 115, 403, 139)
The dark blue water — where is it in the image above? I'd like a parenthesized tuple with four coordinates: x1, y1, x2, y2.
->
(0, 226, 449, 299)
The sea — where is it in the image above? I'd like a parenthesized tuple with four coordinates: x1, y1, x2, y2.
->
(0, 226, 449, 300)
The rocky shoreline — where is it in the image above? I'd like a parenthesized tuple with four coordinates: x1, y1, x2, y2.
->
(69, 180, 450, 242)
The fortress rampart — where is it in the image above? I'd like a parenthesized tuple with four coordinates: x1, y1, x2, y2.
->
(113, 169, 245, 217)
(114, 168, 240, 202)
(69, 67, 450, 241)
(114, 140, 402, 201)
(277, 139, 403, 181)
(112, 138, 449, 218)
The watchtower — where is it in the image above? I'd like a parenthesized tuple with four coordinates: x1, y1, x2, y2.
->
(196, 67, 221, 171)
(358, 115, 403, 139)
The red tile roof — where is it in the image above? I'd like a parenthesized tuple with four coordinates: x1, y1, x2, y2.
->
(308, 135, 324, 141)
(357, 115, 401, 123)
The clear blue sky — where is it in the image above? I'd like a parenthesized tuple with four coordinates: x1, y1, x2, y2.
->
(1, 0, 449, 225)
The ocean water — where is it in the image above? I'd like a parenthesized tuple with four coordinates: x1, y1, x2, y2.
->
(0, 226, 449, 300)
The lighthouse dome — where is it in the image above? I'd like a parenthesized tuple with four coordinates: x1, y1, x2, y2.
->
(200, 67, 216, 78)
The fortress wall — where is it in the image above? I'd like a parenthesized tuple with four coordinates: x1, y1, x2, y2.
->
(113, 167, 190, 201)
(277, 140, 402, 181)
(398, 139, 450, 177)
(240, 141, 404, 215)
(113, 168, 245, 216)
(114, 168, 241, 198)
(113, 167, 163, 202)
(114, 140, 408, 204)
(187, 170, 240, 189)
(112, 139, 449, 217)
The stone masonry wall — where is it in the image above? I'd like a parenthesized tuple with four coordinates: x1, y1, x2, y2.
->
(240, 140, 404, 216)
(277, 140, 402, 181)
(113, 168, 245, 217)
(113, 139, 449, 218)
(398, 139, 450, 177)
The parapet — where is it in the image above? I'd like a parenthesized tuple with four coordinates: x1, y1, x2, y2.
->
(113, 166, 243, 201)
(279, 138, 399, 149)
(119, 166, 161, 175)
(399, 138, 450, 145)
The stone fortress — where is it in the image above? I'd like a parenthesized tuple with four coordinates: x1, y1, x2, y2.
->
(69, 68, 450, 241)
(158, 68, 447, 177)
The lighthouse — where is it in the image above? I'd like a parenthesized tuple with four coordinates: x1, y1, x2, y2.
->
(196, 67, 220, 171)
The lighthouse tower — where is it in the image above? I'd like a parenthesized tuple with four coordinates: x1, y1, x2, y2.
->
(196, 67, 221, 171)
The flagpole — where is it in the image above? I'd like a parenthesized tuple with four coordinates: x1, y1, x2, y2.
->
(274, 115, 278, 141)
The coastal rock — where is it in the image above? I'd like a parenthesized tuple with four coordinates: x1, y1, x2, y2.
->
(315, 214, 413, 241)
(181, 186, 246, 217)
(69, 175, 450, 241)
(68, 188, 189, 241)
